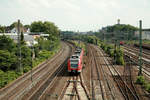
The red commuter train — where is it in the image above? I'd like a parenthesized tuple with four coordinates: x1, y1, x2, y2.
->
(120, 41, 124, 45)
(68, 48, 84, 73)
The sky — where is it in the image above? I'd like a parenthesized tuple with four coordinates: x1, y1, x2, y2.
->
(0, 0, 150, 32)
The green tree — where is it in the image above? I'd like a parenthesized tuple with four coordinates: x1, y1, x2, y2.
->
(20, 32, 25, 45)
(24, 25, 30, 29)
(0, 25, 5, 33)
(10, 22, 23, 30)
(30, 21, 44, 32)
(34, 44, 39, 58)
(37, 37, 51, 50)
(106, 24, 138, 32)
(0, 50, 17, 71)
(0, 35, 16, 52)
(20, 46, 31, 67)
(43, 21, 59, 40)
(30, 21, 60, 41)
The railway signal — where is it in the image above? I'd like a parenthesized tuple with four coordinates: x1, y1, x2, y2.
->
(138, 20, 143, 76)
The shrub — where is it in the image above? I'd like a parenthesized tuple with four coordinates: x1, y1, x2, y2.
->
(100, 42, 124, 65)
(103, 45, 107, 52)
(6, 71, 16, 83)
(39, 50, 51, 59)
(109, 49, 114, 57)
(106, 45, 113, 56)
(136, 76, 145, 85)
(146, 83, 150, 93)
(23, 66, 31, 73)
(0, 71, 17, 88)
(116, 48, 124, 65)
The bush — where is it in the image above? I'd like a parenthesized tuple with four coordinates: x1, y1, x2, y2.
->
(100, 42, 124, 65)
(116, 48, 124, 65)
(23, 66, 31, 73)
(0, 70, 17, 88)
(146, 83, 150, 93)
(39, 50, 51, 59)
(6, 71, 16, 83)
(106, 45, 113, 56)
(109, 49, 114, 57)
(104, 45, 107, 52)
(136, 76, 150, 93)
(0, 50, 17, 71)
(136, 76, 145, 85)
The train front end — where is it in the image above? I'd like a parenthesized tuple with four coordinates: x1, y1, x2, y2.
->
(68, 55, 82, 73)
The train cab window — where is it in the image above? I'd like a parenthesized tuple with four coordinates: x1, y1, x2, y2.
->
(70, 60, 78, 63)
(75, 51, 81, 55)
(71, 64, 78, 68)
(71, 55, 79, 59)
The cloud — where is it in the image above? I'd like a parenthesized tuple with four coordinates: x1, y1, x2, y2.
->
(0, 0, 150, 31)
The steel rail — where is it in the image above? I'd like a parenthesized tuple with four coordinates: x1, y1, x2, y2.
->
(89, 45, 105, 100)
(100, 48, 139, 100)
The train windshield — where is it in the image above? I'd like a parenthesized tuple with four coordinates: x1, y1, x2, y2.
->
(70, 60, 78, 68)
(71, 64, 78, 68)
(70, 60, 78, 63)
(75, 51, 81, 55)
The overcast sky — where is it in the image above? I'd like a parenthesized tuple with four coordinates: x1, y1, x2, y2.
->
(0, 0, 150, 31)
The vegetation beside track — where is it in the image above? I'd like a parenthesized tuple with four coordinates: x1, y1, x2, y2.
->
(69, 40, 87, 54)
(124, 40, 150, 45)
(100, 42, 125, 65)
(0, 21, 61, 88)
(67, 34, 125, 65)
(136, 76, 150, 93)
(0, 37, 60, 88)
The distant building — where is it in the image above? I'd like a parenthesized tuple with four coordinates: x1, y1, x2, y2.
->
(0, 32, 49, 46)
(11, 27, 31, 33)
(11, 28, 18, 33)
(0, 33, 37, 46)
(135, 29, 150, 40)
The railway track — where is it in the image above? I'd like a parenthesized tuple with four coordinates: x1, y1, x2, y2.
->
(123, 45, 150, 60)
(25, 58, 70, 100)
(88, 45, 102, 100)
(60, 74, 90, 100)
(89, 45, 111, 100)
(124, 56, 140, 99)
(21, 42, 74, 100)
(123, 47, 150, 77)
(92, 45, 117, 100)
(0, 42, 72, 100)
(91, 47, 105, 100)
(100, 47, 140, 100)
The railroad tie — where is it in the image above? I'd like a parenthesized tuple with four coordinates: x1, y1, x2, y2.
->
(67, 80, 80, 82)
(65, 93, 78, 96)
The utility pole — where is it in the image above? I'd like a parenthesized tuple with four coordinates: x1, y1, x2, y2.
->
(31, 41, 34, 82)
(17, 19, 22, 74)
(103, 31, 105, 42)
(138, 20, 143, 76)
(113, 30, 117, 64)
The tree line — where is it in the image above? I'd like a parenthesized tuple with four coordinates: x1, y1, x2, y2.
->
(0, 21, 60, 88)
